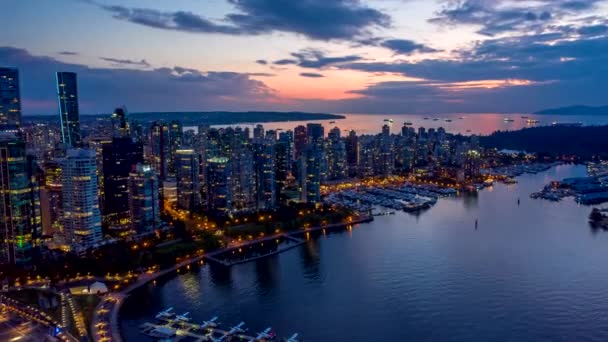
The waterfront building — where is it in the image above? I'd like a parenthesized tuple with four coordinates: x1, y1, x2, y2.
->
(102, 137, 144, 233)
(0, 67, 22, 131)
(301, 144, 323, 203)
(345, 130, 358, 178)
(206, 157, 231, 213)
(254, 139, 276, 209)
(61, 148, 102, 250)
(128, 164, 160, 234)
(0, 134, 40, 264)
(175, 148, 200, 211)
(326, 127, 347, 181)
(56, 72, 81, 147)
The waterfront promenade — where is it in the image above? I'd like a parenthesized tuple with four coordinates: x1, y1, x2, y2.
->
(91, 215, 372, 342)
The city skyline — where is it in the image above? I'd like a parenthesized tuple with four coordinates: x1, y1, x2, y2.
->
(2, 0, 608, 115)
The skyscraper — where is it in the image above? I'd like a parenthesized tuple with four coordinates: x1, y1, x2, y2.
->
(0, 134, 40, 264)
(149, 122, 170, 180)
(111, 107, 130, 138)
(254, 139, 276, 209)
(128, 164, 160, 234)
(56, 72, 81, 147)
(345, 130, 358, 178)
(102, 137, 144, 233)
(175, 148, 200, 211)
(206, 157, 231, 213)
(0, 68, 22, 131)
(62, 148, 102, 250)
(294, 125, 307, 159)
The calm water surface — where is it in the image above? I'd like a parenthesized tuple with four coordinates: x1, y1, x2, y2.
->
(208, 113, 608, 136)
(121, 164, 608, 341)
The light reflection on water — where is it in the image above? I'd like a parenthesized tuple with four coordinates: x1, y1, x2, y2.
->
(121, 164, 608, 341)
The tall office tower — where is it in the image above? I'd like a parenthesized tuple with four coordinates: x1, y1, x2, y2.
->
(0, 68, 22, 131)
(345, 130, 358, 178)
(175, 148, 200, 211)
(39, 160, 63, 236)
(168, 120, 183, 176)
(110, 107, 130, 138)
(62, 149, 102, 250)
(206, 157, 231, 213)
(128, 164, 160, 234)
(326, 127, 347, 181)
(265, 129, 277, 142)
(437, 127, 446, 142)
(301, 144, 323, 203)
(102, 137, 144, 233)
(254, 140, 276, 210)
(275, 132, 293, 202)
(0, 134, 40, 264)
(294, 125, 307, 159)
(56, 72, 81, 147)
(306, 123, 327, 181)
(228, 129, 255, 211)
(253, 124, 264, 142)
(306, 123, 324, 146)
(149, 122, 170, 180)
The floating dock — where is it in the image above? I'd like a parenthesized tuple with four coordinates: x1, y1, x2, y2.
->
(140, 313, 299, 342)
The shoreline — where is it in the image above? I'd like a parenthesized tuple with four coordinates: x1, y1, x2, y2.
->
(92, 215, 373, 342)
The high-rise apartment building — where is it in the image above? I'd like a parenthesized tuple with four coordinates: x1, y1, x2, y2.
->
(128, 164, 160, 234)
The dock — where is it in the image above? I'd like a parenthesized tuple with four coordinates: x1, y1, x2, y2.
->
(140, 314, 298, 342)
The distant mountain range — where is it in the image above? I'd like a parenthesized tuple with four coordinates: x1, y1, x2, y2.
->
(534, 105, 608, 115)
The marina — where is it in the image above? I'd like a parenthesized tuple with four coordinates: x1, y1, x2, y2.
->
(140, 309, 299, 341)
(325, 183, 457, 213)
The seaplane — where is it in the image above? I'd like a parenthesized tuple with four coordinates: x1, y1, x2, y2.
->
(175, 312, 191, 322)
(155, 307, 174, 320)
(255, 327, 276, 341)
(199, 316, 220, 329)
(226, 322, 247, 336)
(285, 333, 299, 342)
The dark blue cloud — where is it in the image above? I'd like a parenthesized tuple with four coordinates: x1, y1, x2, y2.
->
(256, 59, 268, 65)
(273, 49, 363, 68)
(96, 0, 390, 41)
(300, 72, 324, 78)
(381, 39, 440, 55)
(430, 0, 603, 36)
(99, 57, 150, 67)
(58, 51, 79, 56)
(0, 46, 277, 114)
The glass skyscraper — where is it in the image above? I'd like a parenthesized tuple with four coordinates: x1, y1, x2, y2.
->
(0, 134, 40, 264)
(0, 68, 22, 131)
(56, 72, 81, 147)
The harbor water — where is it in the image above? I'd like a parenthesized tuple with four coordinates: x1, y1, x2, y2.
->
(120, 164, 608, 341)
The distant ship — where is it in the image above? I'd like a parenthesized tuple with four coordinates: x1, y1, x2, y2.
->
(526, 119, 540, 124)
(329, 120, 336, 124)
(458, 116, 465, 119)
(432, 118, 439, 121)
(445, 119, 452, 122)
(521, 116, 529, 119)
(503, 118, 515, 122)
(404, 121, 413, 126)
(384, 118, 394, 124)
(551, 122, 583, 127)
(423, 117, 430, 120)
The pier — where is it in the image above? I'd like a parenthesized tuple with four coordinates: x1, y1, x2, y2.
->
(204, 215, 373, 267)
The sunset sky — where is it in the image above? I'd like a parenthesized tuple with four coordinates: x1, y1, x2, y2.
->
(2, 0, 608, 114)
